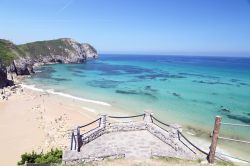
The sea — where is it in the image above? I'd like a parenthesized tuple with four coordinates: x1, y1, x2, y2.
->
(23, 54, 250, 159)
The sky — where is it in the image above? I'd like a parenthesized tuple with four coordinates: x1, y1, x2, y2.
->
(0, 0, 250, 56)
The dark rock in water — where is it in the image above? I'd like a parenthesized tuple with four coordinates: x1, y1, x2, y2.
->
(69, 61, 153, 76)
(72, 73, 86, 77)
(204, 101, 213, 105)
(116, 90, 139, 95)
(143, 92, 158, 99)
(144, 86, 157, 92)
(136, 73, 185, 80)
(244, 112, 250, 116)
(87, 79, 123, 89)
(227, 114, 250, 124)
(239, 82, 250, 86)
(116, 89, 158, 100)
(172, 92, 181, 98)
(230, 79, 240, 82)
(192, 80, 232, 86)
(168, 75, 186, 79)
(179, 72, 219, 79)
(220, 108, 230, 113)
(211, 92, 218, 96)
(51, 77, 71, 81)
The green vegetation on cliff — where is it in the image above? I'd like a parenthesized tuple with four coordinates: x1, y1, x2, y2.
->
(0, 38, 95, 67)
(18, 38, 76, 58)
(0, 39, 17, 66)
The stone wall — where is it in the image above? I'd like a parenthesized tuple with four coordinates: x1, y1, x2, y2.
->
(63, 149, 125, 164)
(105, 121, 146, 133)
(82, 127, 106, 145)
(64, 112, 199, 164)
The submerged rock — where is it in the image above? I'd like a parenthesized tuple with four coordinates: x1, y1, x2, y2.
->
(172, 92, 181, 98)
(221, 108, 230, 113)
(227, 114, 250, 124)
(244, 113, 250, 116)
(116, 89, 158, 100)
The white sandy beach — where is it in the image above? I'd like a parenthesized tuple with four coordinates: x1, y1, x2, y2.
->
(0, 86, 99, 166)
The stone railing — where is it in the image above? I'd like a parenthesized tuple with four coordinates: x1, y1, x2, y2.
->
(70, 112, 183, 152)
(65, 112, 204, 164)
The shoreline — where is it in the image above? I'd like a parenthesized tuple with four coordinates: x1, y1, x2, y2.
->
(0, 82, 248, 165)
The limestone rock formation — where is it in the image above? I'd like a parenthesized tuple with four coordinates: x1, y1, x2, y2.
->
(0, 38, 98, 87)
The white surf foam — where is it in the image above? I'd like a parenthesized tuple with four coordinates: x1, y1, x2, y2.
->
(46, 89, 111, 107)
(20, 84, 45, 92)
(20, 84, 111, 107)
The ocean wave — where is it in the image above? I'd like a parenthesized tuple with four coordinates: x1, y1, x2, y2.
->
(20, 84, 45, 92)
(20, 84, 111, 107)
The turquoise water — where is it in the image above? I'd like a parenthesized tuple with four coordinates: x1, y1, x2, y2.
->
(24, 55, 250, 141)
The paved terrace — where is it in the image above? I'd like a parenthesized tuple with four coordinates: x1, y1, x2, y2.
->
(63, 112, 207, 164)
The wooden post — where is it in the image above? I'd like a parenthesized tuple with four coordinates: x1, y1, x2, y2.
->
(76, 127, 82, 152)
(208, 116, 221, 163)
(70, 131, 74, 150)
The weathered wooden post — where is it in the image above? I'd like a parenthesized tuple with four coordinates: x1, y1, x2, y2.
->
(76, 126, 83, 152)
(70, 130, 75, 150)
(208, 116, 221, 163)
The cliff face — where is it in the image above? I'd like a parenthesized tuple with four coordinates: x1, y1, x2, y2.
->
(0, 38, 98, 87)
(14, 38, 98, 75)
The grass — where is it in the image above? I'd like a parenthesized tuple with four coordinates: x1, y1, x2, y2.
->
(0, 39, 17, 66)
(18, 38, 76, 59)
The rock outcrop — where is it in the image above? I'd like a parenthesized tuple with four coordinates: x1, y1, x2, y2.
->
(0, 65, 8, 88)
(0, 38, 98, 87)
(12, 38, 98, 75)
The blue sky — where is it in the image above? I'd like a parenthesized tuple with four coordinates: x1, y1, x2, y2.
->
(0, 0, 250, 56)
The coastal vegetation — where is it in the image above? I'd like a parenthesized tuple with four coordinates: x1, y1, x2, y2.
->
(18, 39, 77, 59)
(0, 39, 18, 66)
(17, 149, 62, 165)
(0, 38, 97, 88)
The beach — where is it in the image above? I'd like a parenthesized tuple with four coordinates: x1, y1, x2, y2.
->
(0, 83, 249, 165)
(0, 86, 97, 166)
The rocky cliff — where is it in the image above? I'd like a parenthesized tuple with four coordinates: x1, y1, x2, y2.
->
(0, 38, 98, 88)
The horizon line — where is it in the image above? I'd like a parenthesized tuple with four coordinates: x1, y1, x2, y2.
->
(99, 51, 250, 57)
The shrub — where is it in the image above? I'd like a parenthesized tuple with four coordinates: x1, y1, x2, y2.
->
(18, 149, 62, 165)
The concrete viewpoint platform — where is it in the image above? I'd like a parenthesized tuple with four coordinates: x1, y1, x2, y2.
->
(63, 113, 205, 164)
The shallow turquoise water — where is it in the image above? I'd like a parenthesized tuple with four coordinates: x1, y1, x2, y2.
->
(24, 55, 250, 140)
